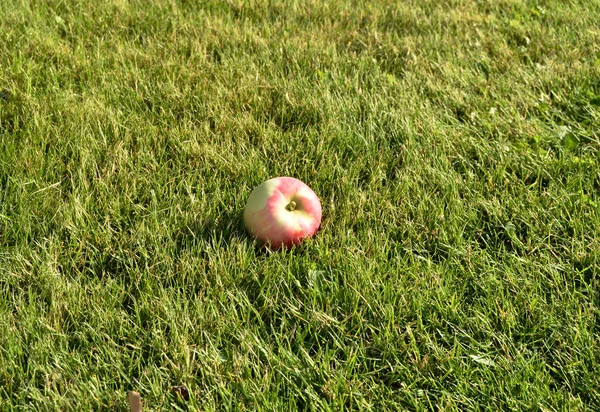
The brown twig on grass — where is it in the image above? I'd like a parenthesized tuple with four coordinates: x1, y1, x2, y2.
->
(128, 391, 142, 412)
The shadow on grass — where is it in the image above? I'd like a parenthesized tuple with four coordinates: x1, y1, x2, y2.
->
(174, 208, 250, 253)
(77, 209, 255, 284)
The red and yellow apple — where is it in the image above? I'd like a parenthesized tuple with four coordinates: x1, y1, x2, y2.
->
(243, 177, 322, 249)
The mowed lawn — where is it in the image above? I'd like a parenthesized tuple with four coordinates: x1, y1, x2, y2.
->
(1, 0, 599, 410)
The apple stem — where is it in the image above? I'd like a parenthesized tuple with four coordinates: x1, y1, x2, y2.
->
(286, 200, 297, 211)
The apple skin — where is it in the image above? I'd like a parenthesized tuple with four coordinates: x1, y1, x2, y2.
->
(244, 177, 322, 249)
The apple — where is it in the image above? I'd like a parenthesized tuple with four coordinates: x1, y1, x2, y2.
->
(243, 177, 322, 249)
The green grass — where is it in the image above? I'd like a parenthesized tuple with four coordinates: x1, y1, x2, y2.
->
(1, 0, 599, 410)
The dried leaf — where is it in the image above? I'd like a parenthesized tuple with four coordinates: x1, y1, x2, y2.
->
(170, 385, 190, 401)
